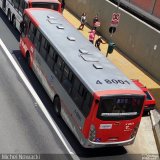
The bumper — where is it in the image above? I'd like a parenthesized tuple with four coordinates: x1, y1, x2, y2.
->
(81, 136, 136, 148)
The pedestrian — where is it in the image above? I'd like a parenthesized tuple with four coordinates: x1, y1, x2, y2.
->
(95, 36, 106, 51)
(61, 0, 65, 13)
(93, 14, 100, 30)
(89, 29, 96, 44)
(78, 12, 87, 30)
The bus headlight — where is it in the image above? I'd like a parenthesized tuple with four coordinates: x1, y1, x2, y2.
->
(130, 123, 139, 139)
(89, 124, 96, 141)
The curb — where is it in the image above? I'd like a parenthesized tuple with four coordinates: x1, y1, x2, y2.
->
(150, 109, 160, 153)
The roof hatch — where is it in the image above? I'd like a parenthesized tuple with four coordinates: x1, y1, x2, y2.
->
(57, 25, 64, 29)
(81, 54, 99, 62)
(93, 63, 103, 69)
(47, 15, 62, 25)
(79, 49, 89, 54)
(67, 36, 76, 41)
(47, 15, 56, 19)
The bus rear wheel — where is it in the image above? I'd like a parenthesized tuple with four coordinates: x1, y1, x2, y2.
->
(53, 96, 61, 116)
(7, 10, 11, 21)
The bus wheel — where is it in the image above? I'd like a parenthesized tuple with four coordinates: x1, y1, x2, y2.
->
(7, 10, 11, 21)
(12, 16, 16, 28)
(53, 96, 61, 116)
(25, 52, 30, 67)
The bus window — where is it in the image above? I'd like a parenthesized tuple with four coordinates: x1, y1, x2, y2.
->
(54, 56, 64, 81)
(13, 0, 20, 10)
(46, 46, 56, 70)
(62, 65, 69, 80)
(8, 0, 13, 5)
(28, 23, 36, 42)
(23, 14, 29, 34)
(61, 65, 73, 93)
(19, 0, 26, 14)
(97, 96, 144, 121)
(39, 37, 49, 60)
(71, 78, 84, 109)
(31, 2, 59, 11)
(34, 30, 42, 52)
(81, 92, 93, 117)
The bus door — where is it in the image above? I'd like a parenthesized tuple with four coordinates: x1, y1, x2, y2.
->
(2, 0, 6, 10)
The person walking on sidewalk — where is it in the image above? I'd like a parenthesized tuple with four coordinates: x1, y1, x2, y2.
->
(93, 14, 100, 30)
(95, 36, 106, 51)
(61, 0, 65, 13)
(89, 29, 96, 44)
(78, 12, 87, 30)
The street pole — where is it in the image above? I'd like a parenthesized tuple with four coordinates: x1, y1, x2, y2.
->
(151, 0, 157, 15)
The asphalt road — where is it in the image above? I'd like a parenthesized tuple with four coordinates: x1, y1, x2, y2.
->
(0, 8, 159, 160)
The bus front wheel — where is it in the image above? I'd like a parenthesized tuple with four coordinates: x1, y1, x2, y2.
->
(25, 52, 30, 67)
(53, 96, 61, 116)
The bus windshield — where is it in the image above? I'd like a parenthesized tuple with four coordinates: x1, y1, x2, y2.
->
(97, 96, 144, 120)
(32, 2, 59, 10)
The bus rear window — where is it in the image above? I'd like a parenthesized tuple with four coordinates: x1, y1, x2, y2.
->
(97, 96, 144, 120)
(32, 2, 59, 11)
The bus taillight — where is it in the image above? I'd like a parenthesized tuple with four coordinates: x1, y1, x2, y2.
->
(89, 124, 96, 142)
(130, 123, 140, 138)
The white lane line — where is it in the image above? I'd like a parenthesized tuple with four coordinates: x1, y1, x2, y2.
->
(0, 39, 79, 159)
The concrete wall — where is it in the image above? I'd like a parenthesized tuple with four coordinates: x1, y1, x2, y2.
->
(65, 0, 160, 81)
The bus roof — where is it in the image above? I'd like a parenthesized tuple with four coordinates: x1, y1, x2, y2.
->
(25, 8, 141, 93)
(26, 0, 60, 4)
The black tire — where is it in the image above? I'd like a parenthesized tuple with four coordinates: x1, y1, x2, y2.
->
(12, 16, 16, 28)
(53, 96, 61, 116)
(7, 10, 11, 21)
(25, 52, 30, 67)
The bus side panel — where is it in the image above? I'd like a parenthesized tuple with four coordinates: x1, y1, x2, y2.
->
(30, 47, 87, 144)
(31, 49, 56, 100)
(60, 102, 87, 146)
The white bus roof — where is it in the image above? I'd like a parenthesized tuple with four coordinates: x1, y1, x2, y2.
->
(26, 8, 141, 93)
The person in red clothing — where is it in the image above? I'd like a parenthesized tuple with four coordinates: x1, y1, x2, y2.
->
(88, 29, 96, 44)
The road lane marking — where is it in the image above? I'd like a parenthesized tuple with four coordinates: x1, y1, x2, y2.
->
(0, 39, 79, 160)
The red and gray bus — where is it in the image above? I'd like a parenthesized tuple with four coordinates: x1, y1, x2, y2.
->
(0, 0, 61, 31)
(19, 8, 145, 148)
